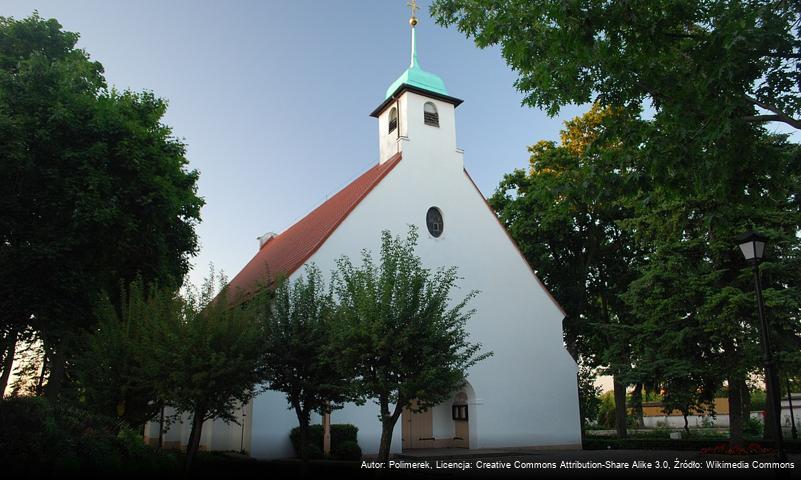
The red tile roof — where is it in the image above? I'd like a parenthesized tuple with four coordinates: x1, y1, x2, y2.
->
(227, 153, 402, 296)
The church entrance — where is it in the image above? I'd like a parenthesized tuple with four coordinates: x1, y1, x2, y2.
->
(402, 400, 434, 449)
(401, 383, 474, 450)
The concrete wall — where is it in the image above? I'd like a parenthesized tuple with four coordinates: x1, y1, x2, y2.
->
(642, 403, 801, 430)
(642, 412, 765, 429)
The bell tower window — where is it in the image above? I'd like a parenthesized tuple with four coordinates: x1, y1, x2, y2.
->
(388, 107, 398, 134)
(424, 102, 439, 127)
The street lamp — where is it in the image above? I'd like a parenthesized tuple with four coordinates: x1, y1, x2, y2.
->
(737, 231, 785, 461)
(786, 377, 798, 440)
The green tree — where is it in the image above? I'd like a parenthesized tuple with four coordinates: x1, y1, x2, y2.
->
(0, 13, 203, 398)
(161, 269, 266, 471)
(431, 0, 801, 130)
(73, 280, 180, 427)
(577, 362, 602, 427)
(621, 127, 801, 444)
(433, 0, 801, 446)
(260, 266, 356, 468)
(596, 390, 617, 430)
(660, 375, 716, 437)
(332, 227, 491, 464)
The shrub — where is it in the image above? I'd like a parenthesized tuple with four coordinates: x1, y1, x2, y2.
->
(289, 424, 359, 458)
(0, 396, 68, 475)
(332, 440, 362, 460)
(290, 424, 324, 455)
(584, 437, 801, 453)
(750, 390, 767, 412)
(700, 443, 775, 455)
(597, 391, 617, 429)
(331, 424, 358, 449)
(306, 443, 325, 460)
(0, 396, 177, 475)
(744, 416, 763, 436)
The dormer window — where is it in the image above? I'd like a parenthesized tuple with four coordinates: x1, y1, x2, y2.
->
(424, 102, 439, 127)
(388, 107, 398, 133)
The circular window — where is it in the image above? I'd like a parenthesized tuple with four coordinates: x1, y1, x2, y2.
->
(426, 207, 443, 238)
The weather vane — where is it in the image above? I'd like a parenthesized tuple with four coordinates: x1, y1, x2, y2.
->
(407, 0, 419, 27)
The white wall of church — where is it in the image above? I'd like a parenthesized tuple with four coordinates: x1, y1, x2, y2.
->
(143, 401, 252, 453)
(248, 88, 582, 457)
(249, 382, 400, 458)
(248, 389, 320, 459)
(431, 401, 454, 439)
(327, 401, 403, 456)
(378, 96, 405, 163)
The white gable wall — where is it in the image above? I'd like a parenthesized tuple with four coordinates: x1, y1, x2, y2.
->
(248, 89, 581, 458)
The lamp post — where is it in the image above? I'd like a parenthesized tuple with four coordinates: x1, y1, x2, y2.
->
(737, 231, 785, 461)
(240, 404, 246, 453)
(787, 377, 798, 440)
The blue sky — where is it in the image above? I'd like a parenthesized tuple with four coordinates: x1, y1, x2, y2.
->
(6, 0, 591, 288)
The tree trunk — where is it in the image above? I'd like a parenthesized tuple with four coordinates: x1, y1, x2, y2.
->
(683, 412, 690, 436)
(576, 371, 586, 441)
(157, 404, 165, 450)
(728, 374, 744, 447)
(377, 401, 403, 465)
(44, 335, 68, 400)
(741, 379, 751, 430)
(378, 418, 396, 465)
(295, 405, 311, 477)
(564, 323, 579, 362)
(613, 377, 628, 438)
(0, 328, 18, 397)
(631, 382, 645, 429)
(323, 408, 331, 456)
(184, 406, 206, 472)
(37, 351, 48, 394)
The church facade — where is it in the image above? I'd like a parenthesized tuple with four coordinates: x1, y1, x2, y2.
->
(145, 13, 581, 458)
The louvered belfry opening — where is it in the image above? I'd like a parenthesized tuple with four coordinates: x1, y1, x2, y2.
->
(423, 102, 439, 127)
(389, 107, 398, 133)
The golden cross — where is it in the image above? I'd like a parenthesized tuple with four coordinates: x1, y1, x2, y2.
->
(407, 0, 419, 19)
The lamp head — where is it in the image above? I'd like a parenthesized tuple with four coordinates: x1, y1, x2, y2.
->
(737, 230, 768, 263)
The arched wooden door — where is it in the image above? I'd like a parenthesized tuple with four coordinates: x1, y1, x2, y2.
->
(402, 400, 434, 449)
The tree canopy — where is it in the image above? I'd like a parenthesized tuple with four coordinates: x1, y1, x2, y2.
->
(431, 0, 801, 131)
(434, 0, 801, 443)
(0, 13, 203, 398)
(332, 227, 491, 464)
(161, 270, 266, 471)
(73, 280, 179, 427)
(260, 266, 356, 466)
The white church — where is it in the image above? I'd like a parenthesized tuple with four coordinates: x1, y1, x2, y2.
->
(146, 9, 581, 458)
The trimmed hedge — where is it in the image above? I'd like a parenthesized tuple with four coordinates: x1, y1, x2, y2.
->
(289, 424, 360, 459)
(333, 440, 362, 460)
(0, 396, 178, 475)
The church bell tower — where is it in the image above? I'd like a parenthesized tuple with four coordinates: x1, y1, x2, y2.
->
(370, 1, 463, 164)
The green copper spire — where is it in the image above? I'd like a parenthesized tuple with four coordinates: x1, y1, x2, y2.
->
(385, 6, 448, 99)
